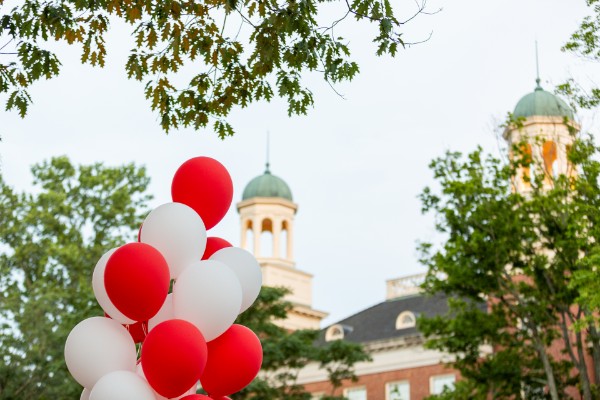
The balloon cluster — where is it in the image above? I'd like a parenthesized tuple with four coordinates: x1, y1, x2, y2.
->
(64, 157, 264, 400)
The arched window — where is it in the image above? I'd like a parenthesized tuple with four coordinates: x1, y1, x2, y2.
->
(543, 141, 558, 178)
(281, 220, 289, 259)
(260, 218, 273, 257)
(244, 220, 253, 251)
(325, 324, 345, 341)
(395, 311, 416, 330)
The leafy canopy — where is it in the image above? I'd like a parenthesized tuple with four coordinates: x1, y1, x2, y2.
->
(0, 0, 434, 138)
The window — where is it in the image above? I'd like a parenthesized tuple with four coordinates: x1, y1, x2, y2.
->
(386, 381, 410, 400)
(430, 374, 455, 395)
(395, 311, 416, 330)
(243, 220, 254, 251)
(344, 386, 367, 400)
(281, 220, 289, 259)
(260, 218, 273, 256)
(542, 141, 557, 178)
(325, 324, 345, 341)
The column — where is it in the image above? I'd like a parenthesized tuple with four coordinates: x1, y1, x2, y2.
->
(240, 219, 248, 250)
(272, 217, 281, 258)
(253, 217, 261, 257)
(286, 219, 294, 261)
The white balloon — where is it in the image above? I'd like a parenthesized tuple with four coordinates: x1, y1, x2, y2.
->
(64, 317, 137, 389)
(92, 249, 135, 324)
(136, 362, 144, 377)
(81, 388, 91, 400)
(89, 371, 155, 400)
(173, 260, 242, 341)
(210, 247, 262, 313)
(148, 294, 174, 331)
(140, 202, 207, 279)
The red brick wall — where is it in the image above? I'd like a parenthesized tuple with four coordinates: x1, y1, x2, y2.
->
(303, 363, 459, 400)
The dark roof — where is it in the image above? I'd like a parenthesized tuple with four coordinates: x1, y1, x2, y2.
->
(319, 293, 484, 345)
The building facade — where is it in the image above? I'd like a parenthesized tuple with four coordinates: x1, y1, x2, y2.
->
(299, 275, 480, 400)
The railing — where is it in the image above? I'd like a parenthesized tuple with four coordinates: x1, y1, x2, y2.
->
(385, 273, 427, 300)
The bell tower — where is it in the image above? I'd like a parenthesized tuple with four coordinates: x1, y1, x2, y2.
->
(504, 77, 579, 193)
(237, 162, 327, 330)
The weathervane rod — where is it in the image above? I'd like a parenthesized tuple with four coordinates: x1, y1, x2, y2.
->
(535, 40, 541, 88)
(266, 131, 270, 172)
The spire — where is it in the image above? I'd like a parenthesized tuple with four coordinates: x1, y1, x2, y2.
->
(535, 41, 542, 91)
(265, 131, 271, 174)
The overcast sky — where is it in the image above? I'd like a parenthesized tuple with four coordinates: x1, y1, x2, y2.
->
(1, 0, 596, 325)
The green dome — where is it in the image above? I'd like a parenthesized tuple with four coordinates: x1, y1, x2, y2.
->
(242, 168, 293, 201)
(514, 83, 574, 120)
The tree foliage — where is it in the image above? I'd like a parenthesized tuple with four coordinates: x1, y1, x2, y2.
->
(558, 0, 600, 111)
(0, 0, 434, 137)
(418, 136, 600, 400)
(0, 156, 369, 399)
(0, 156, 151, 399)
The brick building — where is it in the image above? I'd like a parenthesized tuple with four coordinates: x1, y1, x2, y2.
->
(298, 276, 488, 400)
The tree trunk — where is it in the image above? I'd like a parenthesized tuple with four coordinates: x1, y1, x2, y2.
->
(575, 329, 593, 400)
(586, 320, 600, 384)
(532, 332, 560, 400)
(557, 310, 589, 399)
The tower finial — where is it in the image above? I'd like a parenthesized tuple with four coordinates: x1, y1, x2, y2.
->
(535, 41, 542, 90)
(265, 131, 271, 173)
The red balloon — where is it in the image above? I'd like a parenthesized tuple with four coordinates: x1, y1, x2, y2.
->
(104, 243, 170, 321)
(142, 320, 208, 398)
(179, 396, 212, 400)
(104, 313, 148, 343)
(171, 157, 233, 230)
(200, 324, 263, 397)
(125, 320, 148, 343)
(201, 237, 233, 260)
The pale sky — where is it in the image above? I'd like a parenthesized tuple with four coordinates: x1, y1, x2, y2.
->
(1, 0, 596, 325)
